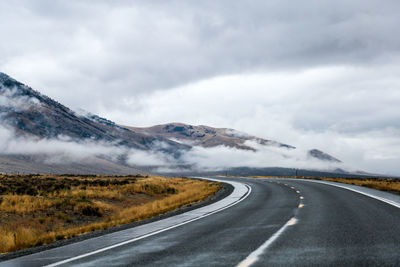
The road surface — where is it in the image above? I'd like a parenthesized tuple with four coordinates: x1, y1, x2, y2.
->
(2, 177, 400, 266)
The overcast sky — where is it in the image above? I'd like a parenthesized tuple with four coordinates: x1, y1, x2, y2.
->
(1, 0, 400, 175)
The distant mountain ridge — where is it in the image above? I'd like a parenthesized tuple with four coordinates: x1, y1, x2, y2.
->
(126, 123, 341, 163)
(126, 123, 295, 150)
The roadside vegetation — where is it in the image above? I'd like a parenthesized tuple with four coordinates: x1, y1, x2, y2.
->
(0, 174, 221, 254)
(252, 176, 400, 194)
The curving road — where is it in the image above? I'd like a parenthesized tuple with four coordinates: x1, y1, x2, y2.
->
(2, 177, 400, 266)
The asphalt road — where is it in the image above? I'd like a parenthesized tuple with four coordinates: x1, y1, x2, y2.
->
(2, 177, 400, 266)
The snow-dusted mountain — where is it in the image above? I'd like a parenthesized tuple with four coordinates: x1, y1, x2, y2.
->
(0, 72, 342, 175)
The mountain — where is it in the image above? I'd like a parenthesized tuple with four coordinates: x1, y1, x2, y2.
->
(0, 72, 188, 155)
(125, 123, 341, 162)
(0, 72, 342, 175)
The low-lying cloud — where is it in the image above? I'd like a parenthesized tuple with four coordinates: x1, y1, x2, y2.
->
(0, 124, 172, 167)
(0, 123, 345, 173)
(0, 85, 41, 111)
(183, 140, 344, 172)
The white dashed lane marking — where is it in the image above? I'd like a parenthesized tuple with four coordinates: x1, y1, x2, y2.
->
(236, 218, 298, 267)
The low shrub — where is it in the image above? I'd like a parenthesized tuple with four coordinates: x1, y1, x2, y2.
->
(80, 205, 102, 217)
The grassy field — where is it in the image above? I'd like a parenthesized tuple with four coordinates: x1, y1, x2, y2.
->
(252, 176, 400, 194)
(0, 174, 221, 254)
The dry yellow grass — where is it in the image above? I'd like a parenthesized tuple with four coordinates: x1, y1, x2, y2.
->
(252, 176, 400, 194)
(0, 175, 221, 254)
(0, 195, 55, 214)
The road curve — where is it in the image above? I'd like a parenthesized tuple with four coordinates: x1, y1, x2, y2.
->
(2, 177, 400, 266)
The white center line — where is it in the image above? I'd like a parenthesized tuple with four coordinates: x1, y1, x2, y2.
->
(236, 217, 298, 267)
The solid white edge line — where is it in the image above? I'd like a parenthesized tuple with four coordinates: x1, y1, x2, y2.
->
(44, 182, 252, 267)
(236, 217, 297, 267)
(292, 179, 400, 209)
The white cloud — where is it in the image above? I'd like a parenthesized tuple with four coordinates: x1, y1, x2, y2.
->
(0, 85, 41, 111)
(126, 150, 170, 167)
(183, 140, 344, 172)
(0, 125, 172, 167)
